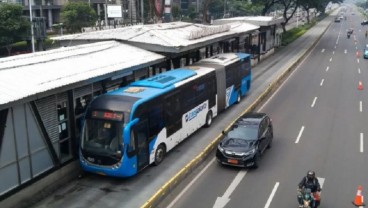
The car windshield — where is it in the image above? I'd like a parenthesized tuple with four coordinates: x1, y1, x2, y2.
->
(225, 126, 258, 143)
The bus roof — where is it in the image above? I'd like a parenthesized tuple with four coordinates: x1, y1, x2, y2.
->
(131, 69, 196, 89)
(196, 53, 250, 65)
(109, 69, 197, 100)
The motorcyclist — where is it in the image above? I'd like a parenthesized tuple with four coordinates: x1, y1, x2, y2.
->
(297, 171, 321, 208)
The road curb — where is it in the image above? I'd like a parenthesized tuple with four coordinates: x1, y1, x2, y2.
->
(140, 19, 332, 208)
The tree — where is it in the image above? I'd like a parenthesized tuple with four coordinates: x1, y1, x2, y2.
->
(202, 0, 212, 23)
(252, 0, 281, 15)
(171, 6, 181, 21)
(208, 0, 224, 19)
(230, 0, 263, 16)
(280, 0, 298, 32)
(61, 2, 97, 33)
(0, 3, 30, 55)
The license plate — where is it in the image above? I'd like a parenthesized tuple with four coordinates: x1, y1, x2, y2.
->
(228, 159, 238, 164)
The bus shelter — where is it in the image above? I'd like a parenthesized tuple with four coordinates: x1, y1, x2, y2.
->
(51, 21, 259, 71)
(0, 41, 165, 205)
(213, 16, 284, 64)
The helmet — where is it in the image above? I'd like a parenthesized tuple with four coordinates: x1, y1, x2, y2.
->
(307, 171, 315, 180)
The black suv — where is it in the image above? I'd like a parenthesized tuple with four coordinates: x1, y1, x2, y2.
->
(216, 113, 273, 168)
(361, 20, 368, 25)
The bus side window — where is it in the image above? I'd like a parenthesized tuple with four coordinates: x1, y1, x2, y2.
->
(127, 130, 136, 155)
(164, 91, 182, 136)
(195, 81, 207, 104)
(182, 84, 196, 112)
(148, 100, 164, 138)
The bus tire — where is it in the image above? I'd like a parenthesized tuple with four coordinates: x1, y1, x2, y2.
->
(154, 144, 166, 166)
(236, 93, 241, 104)
(204, 111, 213, 128)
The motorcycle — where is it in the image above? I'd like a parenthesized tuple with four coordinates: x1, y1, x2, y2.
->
(347, 29, 353, 38)
(298, 188, 321, 208)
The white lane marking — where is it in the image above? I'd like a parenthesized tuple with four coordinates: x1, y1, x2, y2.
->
(213, 170, 247, 208)
(223, 170, 247, 198)
(321, 49, 325, 53)
(361, 133, 364, 153)
(358, 68, 361, 74)
(329, 57, 332, 62)
(358, 59, 360, 64)
(258, 33, 321, 111)
(320, 79, 324, 86)
(264, 182, 280, 208)
(334, 45, 336, 49)
(295, 126, 305, 144)
(333, 51, 335, 55)
(360, 101, 363, 112)
(326, 66, 329, 72)
(311, 97, 318, 108)
(167, 158, 216, 208)
(345, 49, 347, 54)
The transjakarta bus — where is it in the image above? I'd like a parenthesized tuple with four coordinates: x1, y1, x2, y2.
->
(80, 53, 251, 177)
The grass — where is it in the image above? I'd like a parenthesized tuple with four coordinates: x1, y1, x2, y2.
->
(281, 13, 328, 46)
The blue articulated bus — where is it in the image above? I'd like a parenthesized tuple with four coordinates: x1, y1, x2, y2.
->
(80, 53, 252, 177)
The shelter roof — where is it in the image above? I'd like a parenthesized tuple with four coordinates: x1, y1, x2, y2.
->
(213, 16, 284, 26)
(0, 41, 165, 108)
(52, 21, 259, 53)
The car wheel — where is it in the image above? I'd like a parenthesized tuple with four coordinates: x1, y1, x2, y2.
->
(154, 144, 166, 166)
(204, 111, 213, 127)
(267, 138, 272, 149)
(252, 152, 261, 169)
(236, 93, 241, 104)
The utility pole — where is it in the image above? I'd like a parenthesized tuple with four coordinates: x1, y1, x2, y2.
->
(29, 0, 35, 53)
(141, 0, 143, 23)
(223, 0, 226, 17)
(105, 0, 108, 28)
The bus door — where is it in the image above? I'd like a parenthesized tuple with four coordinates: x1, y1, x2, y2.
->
(133, 119, 149, 171)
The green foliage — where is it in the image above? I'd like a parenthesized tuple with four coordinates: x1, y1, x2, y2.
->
(208, 0, 224, 18)
(281, 20, 316, 45)
(0, 3, 30, 48)
(230, 0, 263, 16)
(185, 6, 198, 20)
(172, 5, 181, 20)
(61, 2, 97, 33)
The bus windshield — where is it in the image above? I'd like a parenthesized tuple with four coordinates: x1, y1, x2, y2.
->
(81, 119, 122, 157)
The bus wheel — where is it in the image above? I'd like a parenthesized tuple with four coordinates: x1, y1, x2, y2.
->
(236, 93, 241, 104)
(154, 144, 166, 166)
(205, 111, 213, 127)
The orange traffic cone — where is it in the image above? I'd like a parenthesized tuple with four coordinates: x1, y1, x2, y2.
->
(358, 81, 364, 90)
(352, 185, 365, 206)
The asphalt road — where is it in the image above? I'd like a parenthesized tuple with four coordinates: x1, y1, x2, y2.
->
(158, 4, 368, 208)
(28, 6, 337, 208)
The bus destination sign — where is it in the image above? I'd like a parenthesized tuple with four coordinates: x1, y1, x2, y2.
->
(91, 111, 123, 121)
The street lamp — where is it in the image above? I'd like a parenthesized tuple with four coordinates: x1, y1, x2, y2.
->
(105, 0, 108, 28)
(29, 0, 35, 52)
